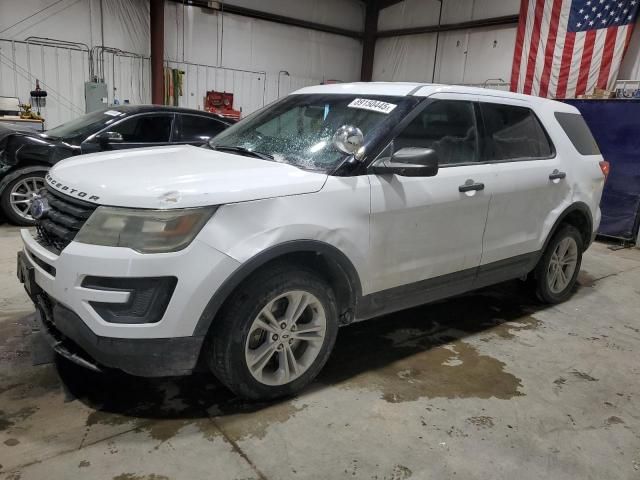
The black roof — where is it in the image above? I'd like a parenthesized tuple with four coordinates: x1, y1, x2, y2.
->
(105, 104, 234, 123)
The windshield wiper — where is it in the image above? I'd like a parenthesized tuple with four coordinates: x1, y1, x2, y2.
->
(210, 145, 273, 161)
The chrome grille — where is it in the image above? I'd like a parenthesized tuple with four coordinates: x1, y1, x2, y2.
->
(35, 186, 97, 253)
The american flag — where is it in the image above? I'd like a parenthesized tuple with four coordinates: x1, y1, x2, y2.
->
(510, 0, 640, 98)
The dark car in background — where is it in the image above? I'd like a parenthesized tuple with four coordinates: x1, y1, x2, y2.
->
(0, 105, 232, 225)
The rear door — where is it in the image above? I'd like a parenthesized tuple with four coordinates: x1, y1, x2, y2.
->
(476, 99, 571, 285)
(172, 114, 229, 146)
(368, 94, 492, 298)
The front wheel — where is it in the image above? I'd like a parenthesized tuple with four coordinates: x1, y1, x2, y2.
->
(532, 224, 583, 304)
(1, 171, 46, 226)
(206, 264, 339, 400)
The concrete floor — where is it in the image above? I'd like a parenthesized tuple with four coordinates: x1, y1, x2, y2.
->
(0, 224, 639, 480)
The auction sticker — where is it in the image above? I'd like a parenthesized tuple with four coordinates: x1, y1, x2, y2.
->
(348, 98, 397, 114)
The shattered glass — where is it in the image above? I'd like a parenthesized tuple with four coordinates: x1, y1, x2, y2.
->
(209, 93, 420, 173)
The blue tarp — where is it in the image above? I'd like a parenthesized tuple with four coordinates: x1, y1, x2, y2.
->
(564, 99, 640, 240)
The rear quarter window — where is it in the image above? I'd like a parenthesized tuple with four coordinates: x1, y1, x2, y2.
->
(554, 112, 600, 155)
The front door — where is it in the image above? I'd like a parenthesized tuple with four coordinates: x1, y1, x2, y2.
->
(367, 96, 492, 308)
(82, 114, 174, 153)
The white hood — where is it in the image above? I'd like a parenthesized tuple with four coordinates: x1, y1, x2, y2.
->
(47, 145, 328, 208)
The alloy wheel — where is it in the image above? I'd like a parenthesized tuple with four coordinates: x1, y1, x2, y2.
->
(244, 290, 327, 386)
(9, 176, 45, 221)
(547, 236, 578, 294)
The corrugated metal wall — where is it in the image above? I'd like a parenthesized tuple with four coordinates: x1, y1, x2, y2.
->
(163, 60, 266, 114)
(373, 0, 520, 85)
(0, 40, 88, 127)
(0, 38, 330, 129)
(161, 61, 327, 116)
(100, 52, 151, 107)
(372, 0, 640, 88)
(1, 0, 638, 128)
(0, 40, 151, 128)
(163, 1, 363, 106)
(0, 0, 363, 128)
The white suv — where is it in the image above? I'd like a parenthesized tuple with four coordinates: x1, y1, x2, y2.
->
(17, 83, 607, 399)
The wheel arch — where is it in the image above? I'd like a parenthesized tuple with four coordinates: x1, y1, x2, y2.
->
(543, 201, 594, 253)
(193, 240, 363, 337)
(0, 165, 49, 195)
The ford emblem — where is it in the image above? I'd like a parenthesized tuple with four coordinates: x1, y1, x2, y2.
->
(30, 195, 49, 220)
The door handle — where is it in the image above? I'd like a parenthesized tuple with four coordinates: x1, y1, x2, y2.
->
(458, 180, 485, 193)
(549, 169, 566, 180)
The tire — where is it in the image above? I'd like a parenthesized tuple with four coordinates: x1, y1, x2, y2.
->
(0, 171, 46, 226)
(532, 224, 583, 304)
(205, 262, 339, 400)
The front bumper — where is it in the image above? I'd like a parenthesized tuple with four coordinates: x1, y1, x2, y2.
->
(18, 228, 241, 376)
(20, 228, 240, 338)
(28, 286, 202, 376)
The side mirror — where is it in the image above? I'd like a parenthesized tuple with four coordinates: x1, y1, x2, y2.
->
(371, 147, 439, 177)
(95, 131, 123, 145)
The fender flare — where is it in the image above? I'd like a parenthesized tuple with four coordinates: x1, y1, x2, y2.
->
(193, 240, 363, 336)
(541, 201, 594, 255)
(0, 165, 49, 196)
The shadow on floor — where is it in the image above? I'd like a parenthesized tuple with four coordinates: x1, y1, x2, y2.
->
(51, 278, 559, 420)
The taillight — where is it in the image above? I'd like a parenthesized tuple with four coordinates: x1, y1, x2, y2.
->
(599, 160, 610, 180)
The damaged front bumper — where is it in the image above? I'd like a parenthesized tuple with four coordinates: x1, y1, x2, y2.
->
(17, 250, 205, 377)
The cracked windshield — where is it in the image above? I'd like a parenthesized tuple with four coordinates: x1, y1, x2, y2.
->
(209, 94, 419, 172)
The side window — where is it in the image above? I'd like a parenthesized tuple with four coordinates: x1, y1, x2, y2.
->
(554, 112, 600, 155)
(480, 103, 553, 161)
(111, 115, 173, 143)
(175, 115, 227, 142)
(393, 100, 478, 165)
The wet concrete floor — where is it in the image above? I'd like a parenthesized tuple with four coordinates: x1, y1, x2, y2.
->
(0, 225, 639, 479)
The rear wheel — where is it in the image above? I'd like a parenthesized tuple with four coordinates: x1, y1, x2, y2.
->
(1, 172, 46, 226)
(206, 264, 338, 400)
(532, 224, 583, 303)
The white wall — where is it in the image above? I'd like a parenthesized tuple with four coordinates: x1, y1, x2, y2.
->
(0, 0, 149, 54)
(164, 0, 364, 113)
(1, 0, 639, 128)
(373, 0, 519, 86)
(228, 0, 363, 32)
(378, 0, 520, 29)
(0, 0, 150, 128)
(0, 0, 364, 127)
(619, 20, 640, 81)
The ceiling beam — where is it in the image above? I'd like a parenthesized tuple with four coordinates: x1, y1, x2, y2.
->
(174, 1, 363, 39)
(376, 14, 519, 38)
(378, 0, 404, 10)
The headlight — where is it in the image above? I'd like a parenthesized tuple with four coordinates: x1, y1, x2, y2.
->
(75, 206, 217, 253)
